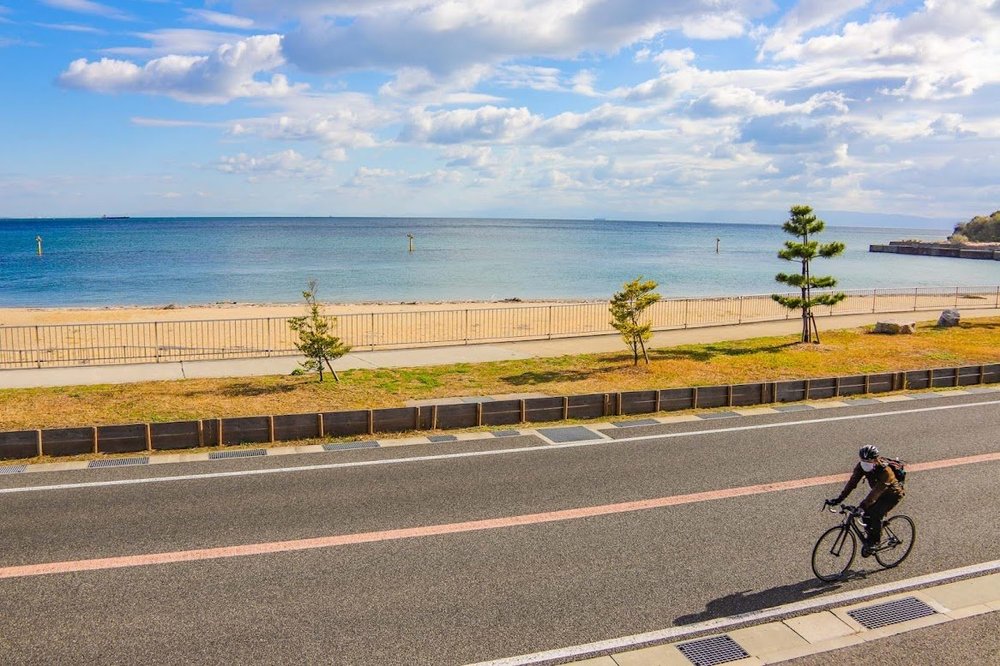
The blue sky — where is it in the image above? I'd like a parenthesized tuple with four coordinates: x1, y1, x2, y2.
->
(0, 0, 997, 226)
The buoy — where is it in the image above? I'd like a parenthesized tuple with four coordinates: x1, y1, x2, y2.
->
(36, 235, 43, 256)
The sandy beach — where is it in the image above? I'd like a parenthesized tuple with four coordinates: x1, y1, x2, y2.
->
(0, 300, 596, 327)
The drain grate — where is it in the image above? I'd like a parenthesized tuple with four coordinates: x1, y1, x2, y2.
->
(323, 441, 379, 452)
(88, 457, 149, 469)
(697, 411, 740, 420)
(611, 418, 661, 427)
(0, 465, 27, 475)
(847, 596, 937, 629)
(208, 449, 266, 460)
(676, 635, 749, 666)
(427, 435, 458, 442)
(491, 430, 521, 437)
(536, 426, 604, 442)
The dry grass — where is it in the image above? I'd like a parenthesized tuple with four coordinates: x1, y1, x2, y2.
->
(1, 317, 998, 431)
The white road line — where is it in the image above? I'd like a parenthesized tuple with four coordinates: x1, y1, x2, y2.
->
(465, 559, 1000, 666)
(2, 397, 999, 495)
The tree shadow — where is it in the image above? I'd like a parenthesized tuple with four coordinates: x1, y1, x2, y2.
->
(651, 341, 800, 363)
(952, 319, 1000, 330)
(502, 369, 597, 386)
(674, 572, 870, 626)
(220, 382, 300, 397)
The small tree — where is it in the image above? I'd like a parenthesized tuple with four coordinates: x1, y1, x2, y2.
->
(772, 205, 846, 344)
(610, 277, 661, 365)
(288, 280, 351, 382)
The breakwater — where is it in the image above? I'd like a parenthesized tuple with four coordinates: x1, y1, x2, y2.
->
(870, 242, 1000, 260)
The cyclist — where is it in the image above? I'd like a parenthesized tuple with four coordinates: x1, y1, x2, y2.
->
(825, 445, 905, 556)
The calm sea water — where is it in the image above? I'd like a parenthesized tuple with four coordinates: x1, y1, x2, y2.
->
(1, 217, 997, 307)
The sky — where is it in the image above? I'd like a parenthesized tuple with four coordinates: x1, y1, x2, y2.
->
(0, 0, 997, 227)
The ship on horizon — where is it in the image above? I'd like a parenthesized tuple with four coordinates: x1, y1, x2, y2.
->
(101, 215, 131, 220)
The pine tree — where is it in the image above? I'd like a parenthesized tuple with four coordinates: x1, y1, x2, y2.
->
(288, 281, 351, 382)
(772, 205, 846, 344)
(609, 277, 661, 365)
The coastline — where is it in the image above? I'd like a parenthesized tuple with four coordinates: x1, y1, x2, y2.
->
(0, 299, 603, 327)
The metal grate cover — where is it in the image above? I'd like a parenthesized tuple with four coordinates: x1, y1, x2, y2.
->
(697, 412, 740, 420)
(323, 441, 379, 451)
(88, 457, 149, 469)
(611, 418, 661, 427)
(208, 449, 266, 460)
(676, 635, 749, 666)
(848, 596, 937, 629)
(537, 426, 604, 442)
(0, 465, 28, 475)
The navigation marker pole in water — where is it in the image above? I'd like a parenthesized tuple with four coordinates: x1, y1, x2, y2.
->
(407, 234, 414, 252)
(716, 237, 720, 254)
(36, 236, 43, 256)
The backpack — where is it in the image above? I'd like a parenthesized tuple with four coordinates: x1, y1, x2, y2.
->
(884, 457, 907, 484)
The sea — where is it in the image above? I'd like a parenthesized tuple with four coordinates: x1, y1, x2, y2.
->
(1, 217, 998, 308)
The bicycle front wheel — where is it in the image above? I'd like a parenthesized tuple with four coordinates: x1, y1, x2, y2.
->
(812, 525, 856, 582)
(875, 515, 915, 568)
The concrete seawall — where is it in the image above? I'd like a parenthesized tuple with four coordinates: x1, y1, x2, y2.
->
(870, 242, 1000, 260)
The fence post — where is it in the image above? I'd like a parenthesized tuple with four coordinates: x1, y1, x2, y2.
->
(370, 313, 376, 351)
(684, 299, 689, 328)
(464, 309, 469, 345)
(913, 288, 918, 311)
(737, 297, 743, 324)
(954, 287, 959, 307)
(548, 305, 553, 340)
(154, 322, 160, 363)
(872, 290, 877, 313)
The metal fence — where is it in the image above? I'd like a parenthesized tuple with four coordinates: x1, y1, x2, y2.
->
(2, 286, 998, 369)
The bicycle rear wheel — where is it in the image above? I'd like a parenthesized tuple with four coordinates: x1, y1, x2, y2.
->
(875, 515, 915, 568)
(812, 525, 856, 582)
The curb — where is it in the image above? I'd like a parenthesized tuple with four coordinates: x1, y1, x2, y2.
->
(3, 387, 995, 476)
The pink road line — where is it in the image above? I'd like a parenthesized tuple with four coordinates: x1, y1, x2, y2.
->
(3, 451, 999, 580)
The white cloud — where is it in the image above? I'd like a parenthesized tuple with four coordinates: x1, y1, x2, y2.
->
(102, 29, 255, 57)
(759, 0, 869, 56)
(405, 169, 463, 186)
(279, 1, 772, 75)
(216, 149, 331, 178)
(130, 117, 222, 128)
(762, 0, 1000, 100)
(35, 22, 106, 34)
(681, 11, 748, 39)
(184, 9, 255, 30)
(40, 0, 130, 21)
(229, 105, 382, 149)
(399, 105, 540, 144)
(59, 34, 305, 103)
(377, 65, 503, 105)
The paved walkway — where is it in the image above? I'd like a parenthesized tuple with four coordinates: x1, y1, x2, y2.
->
(2, 309, 998, 389)
(562, 568, 1000, 666)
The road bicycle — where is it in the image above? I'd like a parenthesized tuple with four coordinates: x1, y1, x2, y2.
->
(811, 503, 915, 582)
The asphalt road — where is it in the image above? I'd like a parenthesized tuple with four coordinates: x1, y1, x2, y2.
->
(1, 393, 999, 664)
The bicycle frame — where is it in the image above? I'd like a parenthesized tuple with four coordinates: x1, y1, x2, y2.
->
(825, 506, 868, 557)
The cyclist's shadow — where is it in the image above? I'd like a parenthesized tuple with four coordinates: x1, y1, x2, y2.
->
(674, 573, 868, 626)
